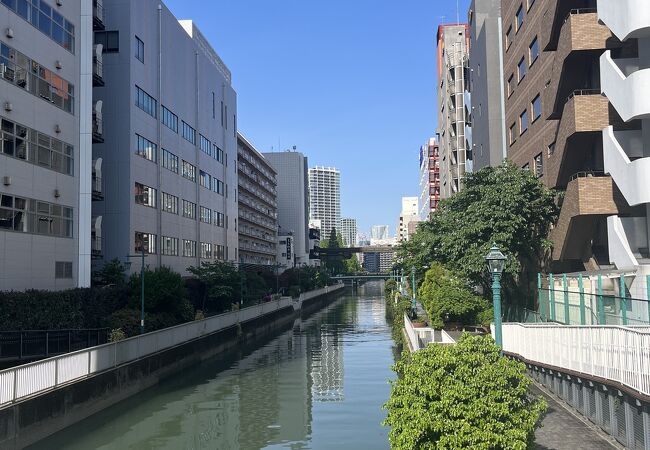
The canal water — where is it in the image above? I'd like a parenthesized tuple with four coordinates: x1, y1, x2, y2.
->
(31, 281, 395, 450)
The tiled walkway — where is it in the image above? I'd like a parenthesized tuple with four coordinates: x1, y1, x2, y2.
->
(532, 384, 621, 450)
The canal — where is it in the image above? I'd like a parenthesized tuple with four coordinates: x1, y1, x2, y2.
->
(30, 281, 395, 450)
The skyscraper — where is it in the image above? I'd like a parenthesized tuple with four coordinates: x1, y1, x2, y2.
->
(398, 197, 420, 242)
(371, 225, 389, 241)
(340, 218, 357, 247)
(308, 166, 341, 240)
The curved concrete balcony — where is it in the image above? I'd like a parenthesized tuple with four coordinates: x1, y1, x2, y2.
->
(607, 215, 639, 269)
(600, 51, 650, 122)
(597, 0, 650, 41)
(603, 126, 650, 206)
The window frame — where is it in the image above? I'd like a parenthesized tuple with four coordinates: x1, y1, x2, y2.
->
(135, 35, 144, 63)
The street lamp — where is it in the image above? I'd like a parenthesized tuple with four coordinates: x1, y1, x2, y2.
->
(485, 243, 506, 348)
(125, 248, 148, 335)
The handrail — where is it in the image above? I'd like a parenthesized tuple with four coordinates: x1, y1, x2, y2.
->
(0, 285, 343, 406)
(564, 8, 597, 24)
(569, 170, 606, 181)
(567, 88, 602, 101)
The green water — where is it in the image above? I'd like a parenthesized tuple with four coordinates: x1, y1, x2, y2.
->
(32, 282, 395, 450)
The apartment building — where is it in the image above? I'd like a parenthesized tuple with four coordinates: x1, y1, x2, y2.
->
(308, 166, 340, 239)
(397, 196, 419, 242)
(92, 0, 238, 276)
(418, 138, 441, 220)
(263, 151, 310, 266)
(340, 217, 357, 247)
(437, 24, 471, 199)
(0, 0, 93, 290)
(237, 133, 277, 266)
(468, 0, 507, 170)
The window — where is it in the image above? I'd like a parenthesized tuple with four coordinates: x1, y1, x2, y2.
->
(161, 106, 178, 132)
(161, 148, 179, 174)
(0, 194, 73, 237)
(519, 110, 529, 134)
(518, 57, 526, 83)
(532, 94, 542, 122)
(0, 117, 73, 175)
(161, 236, 178, 256)
(182, 121, 196, 144)
(135, 183, 157, 208)
(216, 244, 226, 260)
(527, 0, 535, 10)
(135, 231, 157, 254)
(548, 142, 556, 157)
(199, 170, 211, 189)
(55, 261, 73, 279)
(135, 86, 157, 118)
(534, 153, 544, 178)
(3, 0, 75, 52)
(529, 37, 539, 66)
(213, 144, 224, 163)
(182, 200, 196, 219)
(213, 178, 224, 195)
(182, 160, 196, 182)
(212, 92, 216, 119)
(200, 242, 212, 259)
(162, 192, 178, 214)
(515, 4, 524, 32)
(509, 123, 516, 145)
(95, 31, 119, 53)
(0, 42, 75, 113)
(182, 239, 196, 257)
(523, 163, 530, 171)
(200, 206, 211, 224)
(507, 74, 514, 98)
(215, 211, 225, 227)
(135, 36, 144, 63)
(505, 26, 512, 51)
(200, 135, 211, 156)
(136, 134, 157, 162)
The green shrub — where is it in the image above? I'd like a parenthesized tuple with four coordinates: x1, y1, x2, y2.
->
(108, 328, 126, 342)
(384, 334, 546, 449)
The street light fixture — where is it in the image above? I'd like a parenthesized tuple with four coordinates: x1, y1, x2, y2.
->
(485, 243, 506, 348)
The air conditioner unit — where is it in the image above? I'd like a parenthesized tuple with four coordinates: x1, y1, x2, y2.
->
(5, 28, 13, 39)
(4, 102, 12, 112)
(54, 189, 60, 198)
(2, 176, 11, 186)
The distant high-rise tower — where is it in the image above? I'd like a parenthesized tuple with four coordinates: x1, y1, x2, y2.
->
(371, 225, 389, 241)
(398, 197, 420, 242)
(308, 167, 341, 240)
(340, 218, 358, 247)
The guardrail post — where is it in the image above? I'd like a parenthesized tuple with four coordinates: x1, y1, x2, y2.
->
(620, 274, 628, 326)
(45, 331, 49, 357)
(550, 273, 556, 321)
(579, 274, 586, 325)
(538, 273, 544, 321)
(563, 274, 570, 325)
(598, 275, 605, 325)
(19, 333, 23, 361)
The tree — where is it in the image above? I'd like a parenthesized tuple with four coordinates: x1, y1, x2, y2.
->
(384, 334, 546, 450)
(396, 161, 559, 307)
(92, 259, 128, 286)
(418, 263, 490, 329)
(321, 228, 347, 275)
(187, 261, 241, 313)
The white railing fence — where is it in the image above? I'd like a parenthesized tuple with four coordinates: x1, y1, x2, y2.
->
(501, 323, 650, 397)
(0, 284, 343, 407)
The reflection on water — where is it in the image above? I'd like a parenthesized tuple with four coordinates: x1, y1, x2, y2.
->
(31, 282, 394, 450)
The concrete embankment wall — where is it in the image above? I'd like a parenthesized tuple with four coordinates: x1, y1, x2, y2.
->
(0, 285, 345, 449)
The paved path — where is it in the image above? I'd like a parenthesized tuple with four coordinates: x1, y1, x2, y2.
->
(532, 384, 621, 450)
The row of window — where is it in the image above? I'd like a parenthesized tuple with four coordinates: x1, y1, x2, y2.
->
(523, 152, 544, 179)
(136, 183, 228, 227)
(134, 231, 227, 259)
(0, 41, 75, 114)
(0, 193, 73, 238)
(507, 35, 539, 98)
(505, 0, 536, 51)
(1, 116, 74, 176)
(509, 93, 542, 145)
(1, 0, 75, 53)
(135, 86, 157, 118)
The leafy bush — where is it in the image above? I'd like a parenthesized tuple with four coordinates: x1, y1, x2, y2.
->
(384, 334, 546, 449)
(129, 266, 194, 324)
(108, 328, 126, 342)
(418, 263, 489, 329)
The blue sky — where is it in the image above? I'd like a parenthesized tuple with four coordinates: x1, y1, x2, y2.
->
(165, 0, 471, 235)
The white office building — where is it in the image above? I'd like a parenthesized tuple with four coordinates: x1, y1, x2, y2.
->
(308, 166, 340, 240)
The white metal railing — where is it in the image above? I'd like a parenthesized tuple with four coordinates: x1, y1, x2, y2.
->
(501, 323, 650, 397)
(403, 314, 421, 351)
(0, 285, 343, 407)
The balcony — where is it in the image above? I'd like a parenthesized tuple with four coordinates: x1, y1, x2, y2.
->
(92, 158, 103, 201)
(546, 92, 623, 189)
(600, 51, 650, 122)
(92, 101, 103, 144)
(93, 0, 105, 31)
(93, 45, 104, 87)
(597, 0, 650, 41)
(92, 216, 103, 259)
(542, 5, 598, 51)
(550, 174, 627, 262)
(543, 11, 617, 119)
(603, 127, 650, 206)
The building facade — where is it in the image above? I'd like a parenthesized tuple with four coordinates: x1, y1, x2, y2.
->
(468, 0, 507, 170)
(263, 151, 310, 266)
(237, 133, 277, 266)
(340, 218, 357, 247)
(0, 0, 93, 290)
(418, 138, 441, 220)
(437, 24, 471, 199)
(398, 196, 419, 242)
(370, 225, 389, 244)
(92, 1, 238, 276)
(308, 166, 340, 240)
(276, 231, 294, 272)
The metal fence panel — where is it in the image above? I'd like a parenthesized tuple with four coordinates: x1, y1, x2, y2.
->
(15, 360, 56, 399)
(56, 352, 89, 384)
